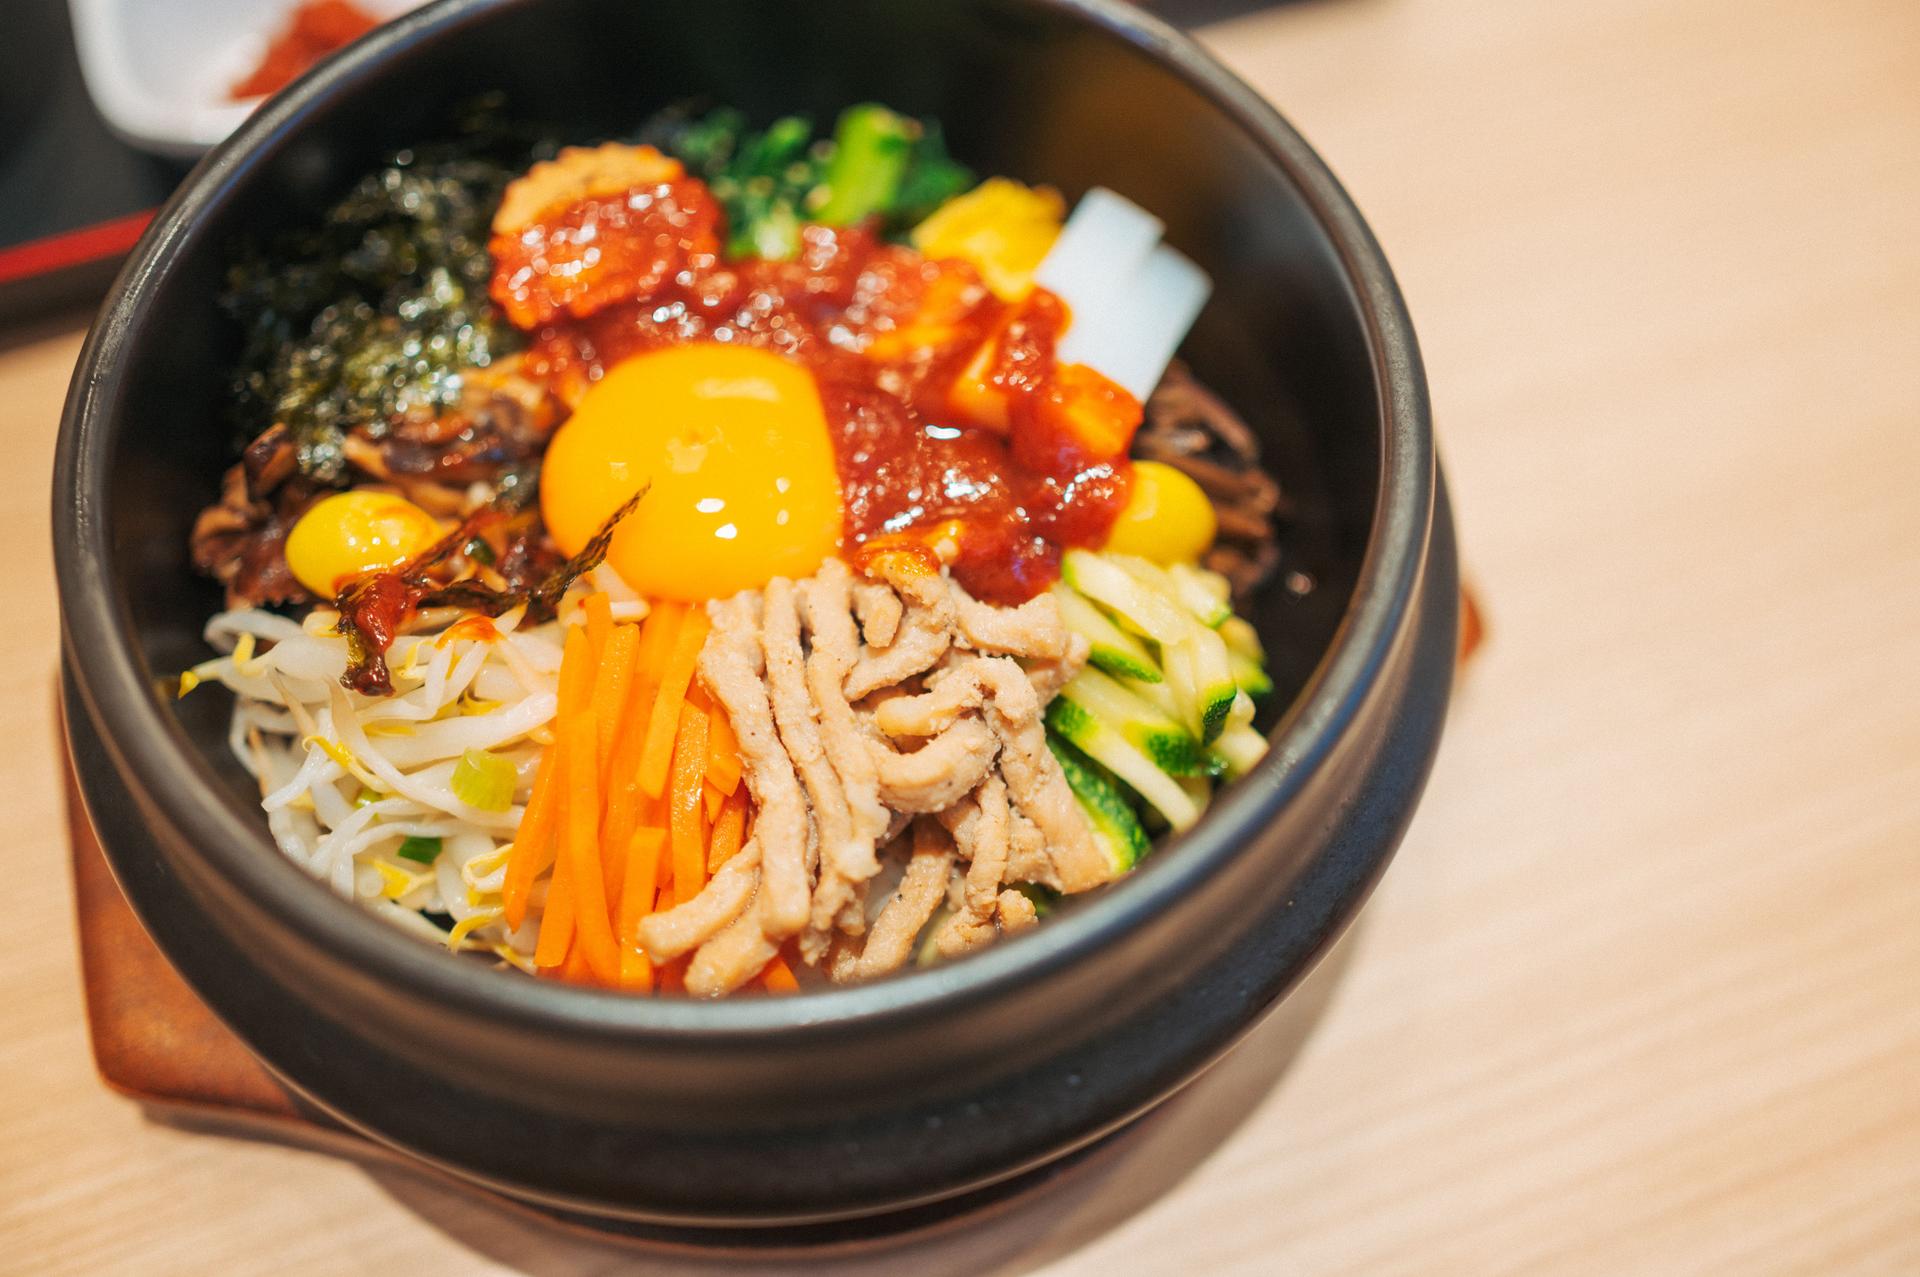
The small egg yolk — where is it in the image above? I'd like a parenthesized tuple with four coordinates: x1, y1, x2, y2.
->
(1103, 460, 1217, 565)
(539, 343, 843, 601)
(285, 491, 442, 596)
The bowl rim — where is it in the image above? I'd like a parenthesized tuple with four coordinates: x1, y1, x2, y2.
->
(53, 0, 1432, 1042)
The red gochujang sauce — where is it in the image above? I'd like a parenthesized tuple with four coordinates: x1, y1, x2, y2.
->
(499, 176, 1135, 604)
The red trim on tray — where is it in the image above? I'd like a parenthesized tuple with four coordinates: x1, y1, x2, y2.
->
(0, 210, 155, 285)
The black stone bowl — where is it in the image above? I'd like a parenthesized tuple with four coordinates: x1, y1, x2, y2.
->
(52, 0, 1455, 1228)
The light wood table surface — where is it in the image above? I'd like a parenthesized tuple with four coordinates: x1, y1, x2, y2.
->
(5, 0, 1917, 1272)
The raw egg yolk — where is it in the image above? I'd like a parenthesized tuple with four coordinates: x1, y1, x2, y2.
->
(1103, 460, 1217, 565)
(539, 343, 843, 600)
(285, 491, 442, 596)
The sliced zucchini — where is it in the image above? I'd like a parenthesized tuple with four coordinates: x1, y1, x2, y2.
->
(1057, 667, 1213, 777)
(1044, 697, 1202, 830)
(1165, 562, 1233, 629)
(1190, 626, 1237, 743)
(1121, 670, 1182, 719)
(1209, 721, 1268, 780)
(1054, 585, 1162, 683)
(1011, 882, 1061, 917)
(1229, 649, 1274, 700)
(1048, 734, 1152, 873)
(1163, 626, 1238, 744)
(1107, 554, 1232, 630)
(1060, 549, 1190, 645)
(1220, 615, 1264, 662)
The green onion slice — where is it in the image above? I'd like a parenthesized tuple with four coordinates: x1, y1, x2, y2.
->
(452, 748, 517, 812)
(395, 835, 443, 865)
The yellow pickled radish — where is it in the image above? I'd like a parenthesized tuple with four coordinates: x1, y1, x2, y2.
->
(911, 178, 1066, 301)
(285, 491, 442, 596)
(1103, 461, 1217, 565)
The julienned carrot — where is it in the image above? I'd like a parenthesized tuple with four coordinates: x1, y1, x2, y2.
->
(705, 705, 743, 796)
(599, 604, 682, 864)
(560, 934, 596, 985)
(508, 625, 596, 930)
(760, 955, 799, 994)
(561, 713, 620, 983)
(502, 740, 562, 930)
(604, 782, 660, 925)
(582, 591, 613, 666)
(703, 780, 725, 823)
(638, 608, 712, 798)
(590, 623, 640, 782)
(619, 942, 653, 992)
(556, 624, 596, 716)
(633, 600, 683, 687)
(615, 826, 665, 990)
(655, 959, 685, 995)
(533, 802, 577, 969)
(668, 702, 709, 907)
(707, 788, 748, 873)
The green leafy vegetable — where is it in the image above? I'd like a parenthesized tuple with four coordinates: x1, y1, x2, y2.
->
(395, 835, 444, 864)
(887, 119, 973, 226)
(645, 102, 973, 260)
(811, 104, 917, 226)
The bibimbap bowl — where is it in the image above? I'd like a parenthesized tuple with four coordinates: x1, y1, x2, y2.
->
(54, 0, 1456, 1226)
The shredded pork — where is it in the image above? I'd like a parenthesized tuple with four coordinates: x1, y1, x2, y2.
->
(643, 556, 1114, 994)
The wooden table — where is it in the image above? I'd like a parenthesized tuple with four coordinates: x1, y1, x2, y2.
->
(5, 0, 1917, 1271)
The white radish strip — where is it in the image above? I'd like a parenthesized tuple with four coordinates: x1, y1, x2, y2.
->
(1073, 243, 1213, 400)
(1032, 188, 1163, 325)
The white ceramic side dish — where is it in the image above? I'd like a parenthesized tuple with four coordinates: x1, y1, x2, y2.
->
(70, 0, 422, 157)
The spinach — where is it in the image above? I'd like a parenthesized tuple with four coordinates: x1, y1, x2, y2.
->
(644, 102, 972, 260)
